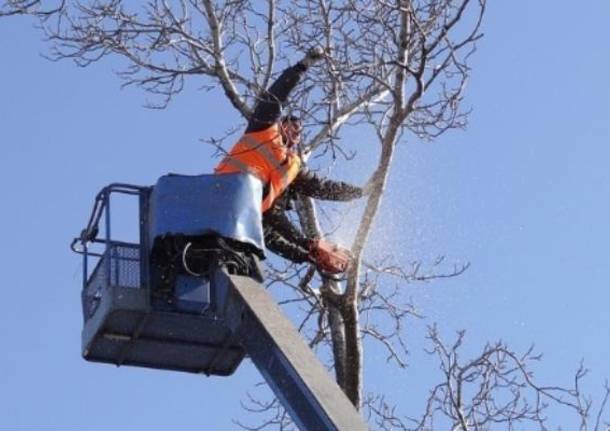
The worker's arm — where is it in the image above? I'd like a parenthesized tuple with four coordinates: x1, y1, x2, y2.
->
(263, 197, 356, 274)
(263, 221, 310, 264)
(246, 48, 324, 133)
(263, 200, 310, 249)
(263, 201, 312, 263)
(264, 228, 311, 263)
(291, 167, 364, 201)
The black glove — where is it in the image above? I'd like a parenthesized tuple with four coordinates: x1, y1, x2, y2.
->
(300, 47, 325, 67)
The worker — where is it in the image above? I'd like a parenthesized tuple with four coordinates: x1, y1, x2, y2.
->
(215, 48, 368, 275)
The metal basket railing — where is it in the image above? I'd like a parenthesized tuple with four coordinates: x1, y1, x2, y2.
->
(72, 183, 150, 321)
(82, 243, 141, 320)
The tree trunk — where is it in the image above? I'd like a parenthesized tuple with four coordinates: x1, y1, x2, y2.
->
(325, 281, 347, 389)
(341, 299, 362, 407)
(296, 196, 348, 389)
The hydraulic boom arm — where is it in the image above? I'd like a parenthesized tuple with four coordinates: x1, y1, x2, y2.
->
(217, 269, 368, 431)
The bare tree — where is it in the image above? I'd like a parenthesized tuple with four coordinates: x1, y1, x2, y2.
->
(32, 0, 483, 402)
(8, 0, 609, 429)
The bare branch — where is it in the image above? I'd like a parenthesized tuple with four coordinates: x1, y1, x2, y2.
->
(0, 0, 63, 16)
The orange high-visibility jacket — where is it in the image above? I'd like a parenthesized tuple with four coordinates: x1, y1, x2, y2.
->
(214, 124, 301, 212)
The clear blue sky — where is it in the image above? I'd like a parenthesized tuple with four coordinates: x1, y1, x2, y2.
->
(1, 2, 609, 430)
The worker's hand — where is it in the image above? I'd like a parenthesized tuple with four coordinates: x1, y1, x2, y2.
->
(308, 238, 353, 275)
(300, 47, 326, 67)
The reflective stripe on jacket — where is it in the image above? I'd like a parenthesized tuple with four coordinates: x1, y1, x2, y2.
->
(214, 124, 302, 212)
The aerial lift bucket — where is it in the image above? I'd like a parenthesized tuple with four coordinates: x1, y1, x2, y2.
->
(72, 173, 264, 375)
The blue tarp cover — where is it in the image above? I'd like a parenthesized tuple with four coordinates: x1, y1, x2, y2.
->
(149, 173, 265, 256)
